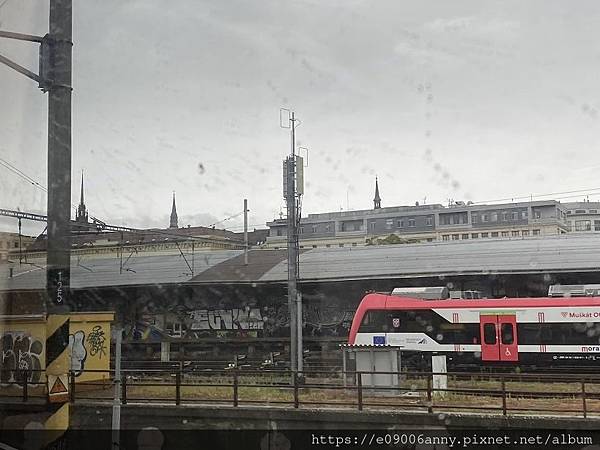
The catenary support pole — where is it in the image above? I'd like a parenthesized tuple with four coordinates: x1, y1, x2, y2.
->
(46, 0, 73, 313)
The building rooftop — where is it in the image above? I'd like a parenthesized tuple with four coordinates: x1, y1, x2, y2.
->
(267, 199, 565, 225)
(2, 233, 600, 291)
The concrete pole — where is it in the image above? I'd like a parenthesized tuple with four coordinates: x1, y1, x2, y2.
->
(46, 0, 73, 312)
(243, 199, 248, 265)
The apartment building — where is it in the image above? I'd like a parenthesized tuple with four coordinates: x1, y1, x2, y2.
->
(563, 201, 600, 232)
(265, 182, 569, 248)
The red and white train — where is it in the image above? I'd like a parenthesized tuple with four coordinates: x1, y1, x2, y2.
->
(348, 286, 600, 368)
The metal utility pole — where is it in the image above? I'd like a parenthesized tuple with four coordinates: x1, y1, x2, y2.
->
(243, 199, 249, 266)
(281, 109, 304, 375)
(0, 1, 73, 313)
(46, 0, 73, 312)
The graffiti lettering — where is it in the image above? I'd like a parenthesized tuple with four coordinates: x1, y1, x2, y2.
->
(189, 308, 264, 331)
(87, 325, 107, 359)
(0, 333, 43, 385)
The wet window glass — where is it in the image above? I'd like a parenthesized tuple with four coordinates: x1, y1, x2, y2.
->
(484, 323, 496, 345)
(501, 323, 514, 345)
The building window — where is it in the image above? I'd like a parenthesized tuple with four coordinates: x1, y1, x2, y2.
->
(575, 220, 592, 231)
(408, 219, 416, 227)
(425, 217, 433, 226)
(502, 212, 508, 221)
(481, 232, 489, 238)
(312, 245, 317, 248)
(534, 210, 541, 219)
(590, 210, 598, 214)
(339, 243, 344, 247)
(567, 210, 572, 215)
(575, 209, 586, 214)
(462, 234, 469, 239)
(512, 211, 518, 220)
(521, 210, 528, 219)
(326, 244, 331, 248)
(426, 238, 433, 242)
(522, 230, 529, 236)
(397, 220, 404, 228)
(512, 230, 520, 237)
(501, 231, 509, 237)
(533, 229, 540, 236)
(312, 225, 317, 233)
(276, 229, 282, 236)
(491, 232, 498, 237)
(442, 235, 449, 241)
(386, 219, 393, 230)
(452, 234, 459, 240)
(471, 233, 479, 239)
(440, 215, 451, 225)
(594, 220, 600, 231)
(351, 243, 357, 247)
(325, 224, 331, 232)
(299, 227, 304, 234)
(13, 242, 18, 248)
(491, 212, 498, 222)
(471, 213, 478, 224)
(369, 222, 375, 231)
(482, 214, 489, 223)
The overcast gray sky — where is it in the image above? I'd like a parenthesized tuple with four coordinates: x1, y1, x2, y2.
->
(1, 0, 600, 235)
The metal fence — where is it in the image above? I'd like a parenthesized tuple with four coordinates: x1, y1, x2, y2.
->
(3, 368, 600, 418)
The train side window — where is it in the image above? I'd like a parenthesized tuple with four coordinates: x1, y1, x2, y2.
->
(483, 323, 496, 344)
(501, 323, 514, 345)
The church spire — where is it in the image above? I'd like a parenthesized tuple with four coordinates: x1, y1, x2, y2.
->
(169, 191, 179, 228)
(373, 177, 381, 209)
(75, 170, 88, 224)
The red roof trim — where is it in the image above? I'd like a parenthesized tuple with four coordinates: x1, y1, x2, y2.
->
(384, 295, 600, 310)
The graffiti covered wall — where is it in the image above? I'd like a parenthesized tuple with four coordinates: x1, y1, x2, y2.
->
(68, 313, 114, 382)
(120, 286, 356, 341)
(1, 312, 114, 390)
(0, 321, 46, 387)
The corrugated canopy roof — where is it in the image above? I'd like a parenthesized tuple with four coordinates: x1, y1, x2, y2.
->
(2, 234, 600, 291)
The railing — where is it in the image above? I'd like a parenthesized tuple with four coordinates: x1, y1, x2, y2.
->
(0, 369, 46, 402)
(112, 356, 343, 373)
(3, 368, 600, 418)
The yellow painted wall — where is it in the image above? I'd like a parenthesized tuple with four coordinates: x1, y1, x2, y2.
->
(0, 312, 114, 388)
(68, 313, 114, 383)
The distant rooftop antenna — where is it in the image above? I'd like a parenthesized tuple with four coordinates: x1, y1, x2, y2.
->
(347, 188, 350, 211)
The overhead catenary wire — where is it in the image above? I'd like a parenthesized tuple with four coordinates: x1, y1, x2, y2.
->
(0, 157, 47, 193)
(471, 187, 600, 205)
(0, 157, 81, 210)
(207, 211, 244, 228)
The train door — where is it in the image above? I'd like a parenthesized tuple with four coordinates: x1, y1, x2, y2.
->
(479, 314, 518, 362)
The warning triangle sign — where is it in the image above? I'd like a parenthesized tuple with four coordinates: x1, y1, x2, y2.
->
(47, 374, 69, 403)
(50, 376, 67, 395)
